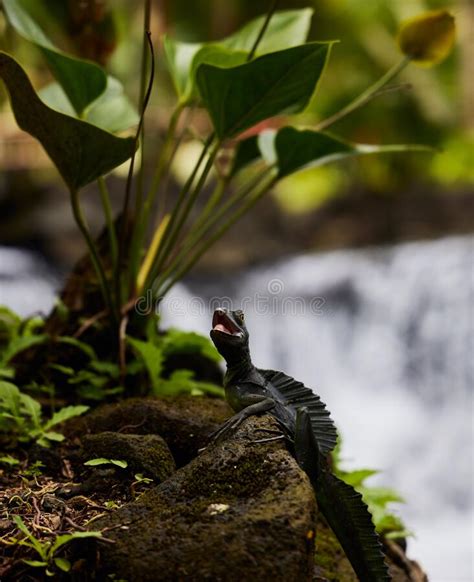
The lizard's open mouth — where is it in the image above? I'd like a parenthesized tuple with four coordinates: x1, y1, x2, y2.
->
(212, 310, 242, 336)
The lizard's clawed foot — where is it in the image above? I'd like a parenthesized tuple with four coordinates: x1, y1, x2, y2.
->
(208, 411, 247, 443)
(253, 427, 288, 444)
(253, 434, 286, 444)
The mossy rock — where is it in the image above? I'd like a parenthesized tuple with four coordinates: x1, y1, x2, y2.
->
(81, 432, 175, 482)
(81, 415, 317, 582)
(67, 396, 232, 466)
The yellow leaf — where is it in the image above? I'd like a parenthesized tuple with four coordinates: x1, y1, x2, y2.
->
(397, 10, 456, 66)
(136, 215, 171, 294)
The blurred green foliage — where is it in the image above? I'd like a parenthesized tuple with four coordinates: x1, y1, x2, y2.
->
(1, 0, 471, 216)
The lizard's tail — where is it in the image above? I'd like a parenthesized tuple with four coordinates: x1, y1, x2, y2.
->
(295, 407, 390, 582)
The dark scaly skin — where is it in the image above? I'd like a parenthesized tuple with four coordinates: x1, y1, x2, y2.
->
(210, 308, 390, 582)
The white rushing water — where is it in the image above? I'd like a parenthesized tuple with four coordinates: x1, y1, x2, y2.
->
(1, 236, 473, 581)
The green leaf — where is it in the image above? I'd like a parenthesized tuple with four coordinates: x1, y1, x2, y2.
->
(23, 559, 48, 568)
(84, 457, 113, 467)
(54, 557, 71, 572)
(50, 531, 102, 554)
(230, 136, 261, 177)
(164, 39, 247, 102)
(188, 46, 247, 102)
(41, 431, 65, 442)
(0, 381, 21, 417)
(110, 459, 128, 469)
(222, 9, 314, 54)
(0, 454, 20, 465)
(164, 9, 314, 102)
(127, 337, 164, 392)
(84, 457, 127, 469)
(164, 37, 203, 98)
(3, 0, 106, 115)
(1, 334, 47, 366)
(259, 127, 435, 178)
(0, 52, 136, 190)
(134, 473, 153, 484)
(0, 306, 21, 348)
(154, 370, 224, 398)
(196, 42, 333, 139)
(161, 329, 221, 363)
(55, 336, 97, 360)
(43, 405, 89, 430)
(13, 516, 47, 558)
(89, 360, 120, 377)
(85, 76, 140, 133)
(362, 486, 405, 506)
(338, 469, 379, 488)
(13, 515, 31, 537)
(48, 364, 75, 376)
(19, 392, 42, 428)
(40, 77, 140, 134)
(0, 368, 15, 379)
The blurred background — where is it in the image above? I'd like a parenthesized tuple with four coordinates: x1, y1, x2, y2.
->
(0, 1, 472, 580)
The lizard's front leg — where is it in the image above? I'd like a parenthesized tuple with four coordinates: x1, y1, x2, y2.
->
(209, 393, 276, 442)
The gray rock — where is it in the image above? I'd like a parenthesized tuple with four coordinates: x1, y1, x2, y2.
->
(81, 432, 175, 482)
(68, 396, 232, 466)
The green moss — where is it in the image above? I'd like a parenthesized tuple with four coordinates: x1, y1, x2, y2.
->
(82, 432, 175, 482)
(314, 515, 357, 581)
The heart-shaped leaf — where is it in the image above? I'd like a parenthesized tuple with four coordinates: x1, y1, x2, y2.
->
(163, 38, 203, 98)
(259, 127, 435, 178)
(2, 0, 106, 115)
(164, 39, 246, 102)
(164, 9, 314, 103)
(222, 8, 314, 54)
(0, 52, 135, 190)
(196, 42, 333, 139)
(40, 76, 139, 133)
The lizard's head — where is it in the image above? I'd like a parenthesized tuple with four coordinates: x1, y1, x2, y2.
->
(210, 308, 249, 362)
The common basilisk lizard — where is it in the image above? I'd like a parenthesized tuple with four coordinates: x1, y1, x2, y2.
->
(210, 308, 390, 581)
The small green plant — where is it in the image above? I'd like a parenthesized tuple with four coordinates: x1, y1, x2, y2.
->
(20, 460, 44, 479)
(0, 2, 455, 357)
(0, 307, 47, 380)
(133, 473, 153, 485)
(0, 454, 20, 466)
(0, 305, 222, 400)
(84, 458, 128, 469)
(128, 323, 223, 397)
(9, 515, 101, 576)
(333, 442, 411, 541)
(0, 381, 88, 447)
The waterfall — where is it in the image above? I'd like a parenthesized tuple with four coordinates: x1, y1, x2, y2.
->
(163, 235, 473, 582)
(1, 235, 472, 581)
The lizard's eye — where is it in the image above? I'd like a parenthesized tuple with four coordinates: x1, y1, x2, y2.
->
(239, 312, 244, 322)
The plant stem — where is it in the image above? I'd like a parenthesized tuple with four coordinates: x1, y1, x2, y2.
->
(98, 177, 118, 272)
(135, 0, 152, 210)
(315, 56, 410, 131)
(146, 103, 185, 211)
(248, 0, 280, 60)
(156, 105, 195, 221)
(143, 135, 217, 290)
(157, 169, 271, 288)
(116, 29, 155, 306)
(70, 189, 116, 321)
(128, 103, 185, 291)
(155, 171, 277, 298)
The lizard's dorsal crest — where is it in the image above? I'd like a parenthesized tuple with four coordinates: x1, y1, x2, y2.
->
(260, 369, 338, 456)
